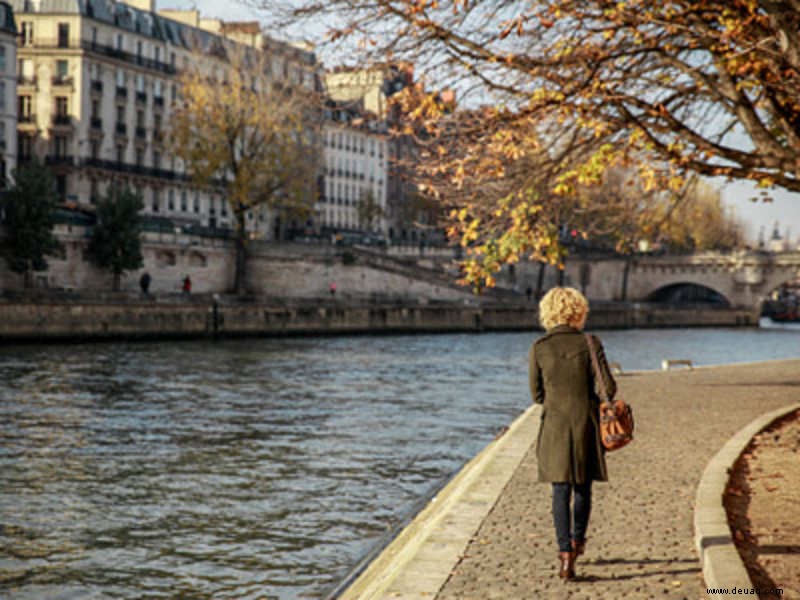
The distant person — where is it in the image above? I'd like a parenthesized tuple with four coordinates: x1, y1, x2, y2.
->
(529, 287, 617, 581)
(182, 275, 192, 295)
(329, 281, 337, 298)
(139, 272, 151, 296)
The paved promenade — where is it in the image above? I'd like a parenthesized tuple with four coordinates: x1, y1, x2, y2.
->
(435, 359, 800, 600)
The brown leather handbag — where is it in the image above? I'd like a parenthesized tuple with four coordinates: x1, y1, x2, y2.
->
(585, 334, 634, 451)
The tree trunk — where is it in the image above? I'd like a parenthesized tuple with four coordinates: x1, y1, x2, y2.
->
(234, 212, 247, 295)
(620, 256, 631, 302)
(535, 261, 546, 300)
(112, 272, 121, 292)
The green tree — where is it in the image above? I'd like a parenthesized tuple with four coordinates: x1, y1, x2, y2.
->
(0, 159, 63, 288)
(88, 187, 144, 292)
(171, 47, 319, 294)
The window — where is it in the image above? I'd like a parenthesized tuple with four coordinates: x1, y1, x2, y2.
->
(90, 140, 100, 160)
(154, 79, 162, 98)
(18, 95, 32, 119)
(0, 82, 4, 112)
(0, 121, 5, 152)
(90, 62, 100, 81)
(116, 144, 125, 163)
(136, 74, 145, 93)
(116, 34, 124, 51)
(154, 47, 161, 63)
(171, 84, 177, 101)
(90, 179, 98, 204)
(135, 148, 144, 167)
(116, 69, 125, 89)
(221, 201, 228, 217)
(55, 96, 68, 117)
(136, 109, 144, 128)
(91, 27, 98, 44)
(55, 60, 69, 80)
(193, 192, 200, 213)
(0, 46, 5, 72)
(56, 175, 67, 201)
(153, 151, 161, 169)
(180, 190, 187, 212)
(54, 136, 68, 157)
(21, 22, 33, 46)
(57, 23, 69, 48)
(136, 40, 142, 58)
(116, 105, 125, 124)
(152, 189, 160, 212)
(168, 190, 174, 211)
(18, 135, 33, 160)
(91, 99, 100, 119)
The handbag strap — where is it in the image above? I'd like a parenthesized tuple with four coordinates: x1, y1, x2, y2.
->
(585, 333, 610, 403)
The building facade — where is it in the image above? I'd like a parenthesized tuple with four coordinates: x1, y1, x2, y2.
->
(321, 102, 389, 236)
(0, 1, 16, 187)
(9, 0, 321, 240)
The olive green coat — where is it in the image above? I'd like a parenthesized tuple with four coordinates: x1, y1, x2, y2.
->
(528, 325, 617, 483)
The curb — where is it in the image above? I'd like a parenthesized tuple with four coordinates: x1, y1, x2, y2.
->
(694, 402, 800, 591)
(337, 403, 541, 599)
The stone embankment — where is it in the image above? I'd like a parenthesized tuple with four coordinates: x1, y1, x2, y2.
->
(0, 295, 756, 342)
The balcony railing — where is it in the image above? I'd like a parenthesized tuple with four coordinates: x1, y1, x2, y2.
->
(46, 155, 75, 166)
(135, 126, 147, 139)
(135, 92, 147, 104)
(52, 76, 74, 86)
(90, 117, 102, 130)
(18, 114, 36, 124)
(116, 86, 128, 99)
(52, 114, 72, 126)
(18, 75, 36, 86)
(115, 123, 127, 136)
(80, 157, 191, 182)
(90, 80, 103, 93)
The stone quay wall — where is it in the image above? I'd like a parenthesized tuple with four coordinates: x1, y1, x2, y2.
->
(0, 300, 757, 342)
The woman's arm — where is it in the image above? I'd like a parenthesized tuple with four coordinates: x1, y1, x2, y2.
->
(590, 335, 617, 400)
(529, 343, 545, 404)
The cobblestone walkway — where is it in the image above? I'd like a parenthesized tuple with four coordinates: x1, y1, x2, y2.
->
(436, 359, 800, 600)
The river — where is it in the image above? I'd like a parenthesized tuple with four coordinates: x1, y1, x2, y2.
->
(1, 322, 798, 599)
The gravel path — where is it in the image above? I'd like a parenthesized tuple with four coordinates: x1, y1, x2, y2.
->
(436, 359, 800, 600)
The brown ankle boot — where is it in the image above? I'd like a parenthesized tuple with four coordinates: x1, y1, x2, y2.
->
(572, 539, 586, 557)
(558, 551, 576, 580)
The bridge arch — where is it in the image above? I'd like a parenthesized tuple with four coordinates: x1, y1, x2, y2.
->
(644, 282, 731, 307)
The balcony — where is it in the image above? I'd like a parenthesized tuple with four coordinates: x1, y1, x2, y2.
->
(135, 91, 147, 105)
(80, 40, 177, 75)
(51, 75, 74, 87)
(90, 80, 103, 93)
(115, 123, 127, 136)
(135, 126, 147, 139)
(46, 155, 75, 167)
(116, 86, 128, 99)
(18, 114, 37, 127)
(52, 114, 72, 127)
(18, 75, 37, 86)
(154, 96, 165, 108)
(90, 117, 102, 130)
(80, 158, 190, 182)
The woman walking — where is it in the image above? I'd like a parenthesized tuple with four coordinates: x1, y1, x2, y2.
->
(528, 287, 616, 580)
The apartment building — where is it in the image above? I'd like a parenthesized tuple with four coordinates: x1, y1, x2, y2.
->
(0, 1, 16, 187)
(325, 64, 444, 243)
(10, 0, 322, 240)
(321, 101, 389, 235)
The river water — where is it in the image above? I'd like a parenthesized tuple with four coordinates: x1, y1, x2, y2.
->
(1, 323, 799, 599)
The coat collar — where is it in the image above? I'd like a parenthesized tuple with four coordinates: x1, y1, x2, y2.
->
(546, 324, 582, 336)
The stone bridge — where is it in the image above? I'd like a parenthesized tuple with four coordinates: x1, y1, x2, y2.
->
(507, 251, 800, 311)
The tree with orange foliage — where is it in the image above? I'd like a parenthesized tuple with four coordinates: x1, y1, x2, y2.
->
(266, 0, 800, 287)
(171, 47, 320, 294)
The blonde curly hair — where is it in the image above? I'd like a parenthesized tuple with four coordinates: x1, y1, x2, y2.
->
(538, 287, 589, 330)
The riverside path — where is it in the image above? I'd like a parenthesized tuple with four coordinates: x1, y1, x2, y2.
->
(433, 359, 800, 600)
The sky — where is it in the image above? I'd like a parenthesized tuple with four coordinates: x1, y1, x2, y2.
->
(160, 0, 800, 246)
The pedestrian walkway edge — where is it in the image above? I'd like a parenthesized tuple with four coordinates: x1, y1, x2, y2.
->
(694, 402, 800, 592)
(338, 403, 541, 600)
